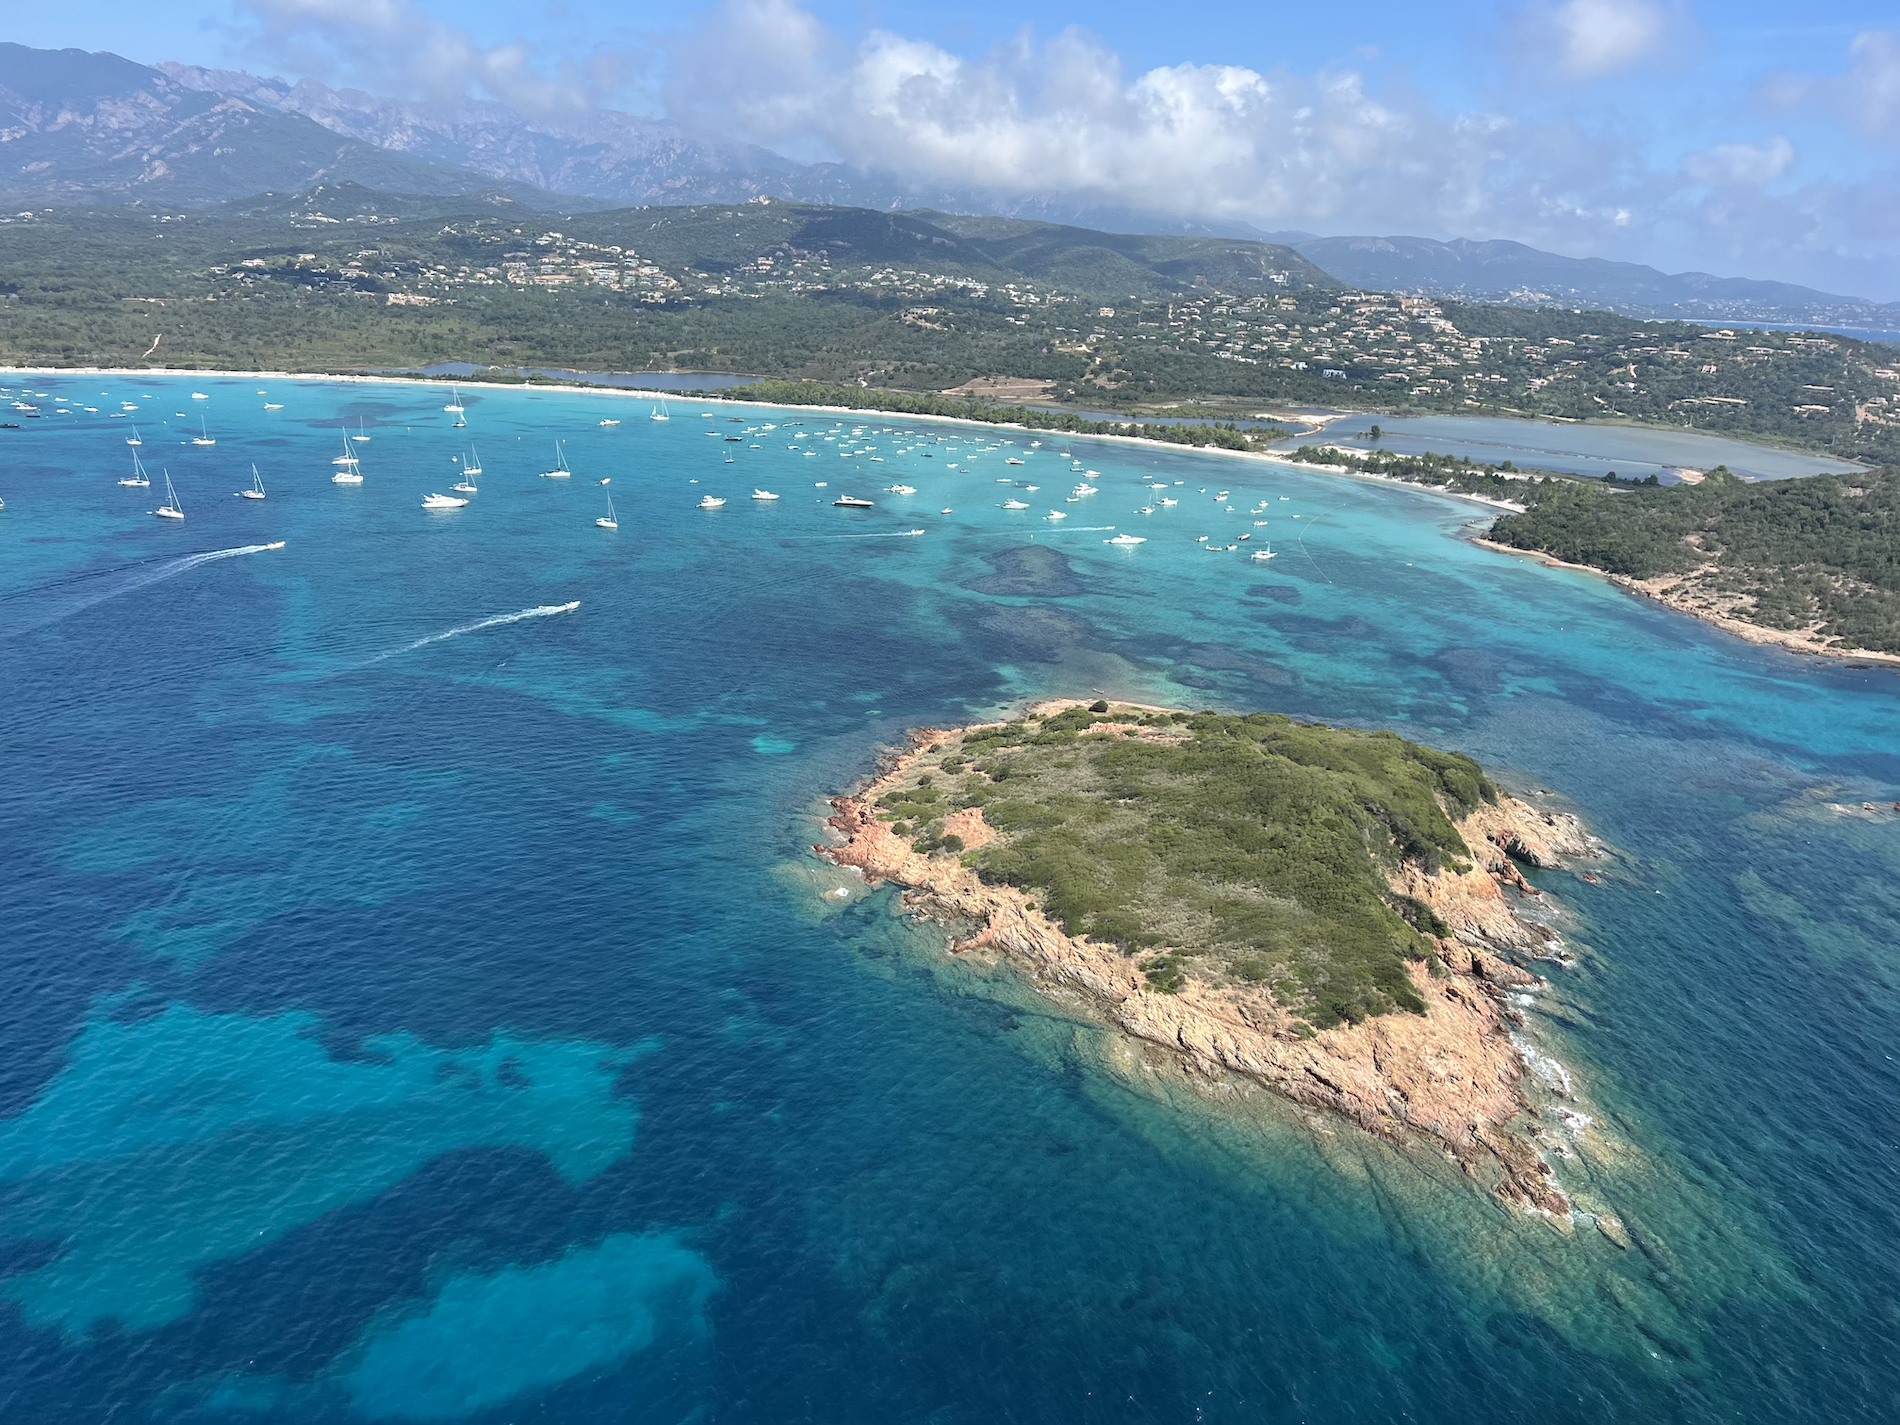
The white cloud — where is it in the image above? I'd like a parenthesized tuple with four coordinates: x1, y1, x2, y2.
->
(230, 0, 620, 111)
(1547, 0, 1670, 78)
(658, 0, 1900, 297)
(1683, 137, 1795, 187)
(1838, 30, 1900, 146)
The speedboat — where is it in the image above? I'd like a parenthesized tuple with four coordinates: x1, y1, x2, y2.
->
(1104, 534, 1146, 546)
(1045, 511, 1068, 521)
(1000, 499, 1030, 510)
(753, 489, 780, 501)
(264, 402, 283, 410)
(1160, 498, 1178, 506)
(1072, 484, 1098, 496)
(237, 466, 266, 499)
(833, 495, 874, 508)
(600, 418, 620, 427)
(422, 492, 469, 510)
(155, 473, 185, 520)
(1006, 457, 1025, 466)
(699, 495, 727, 509)
(596, 491, 619, 529)
(886, 484, 917, 496)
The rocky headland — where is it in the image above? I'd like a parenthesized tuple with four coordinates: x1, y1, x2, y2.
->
(818, 702, 1599, 1218)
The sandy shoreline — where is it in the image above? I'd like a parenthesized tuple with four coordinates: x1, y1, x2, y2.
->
(1472, 538, 1900, 669)
(19, 364, 1880, 664)
(0, 364, 1527, 515)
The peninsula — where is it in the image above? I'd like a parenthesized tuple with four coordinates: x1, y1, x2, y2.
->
(819, 703, 1597, 1217)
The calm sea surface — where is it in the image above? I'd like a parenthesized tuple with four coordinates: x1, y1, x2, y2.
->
(1, 376, 1896, 1424)
(1308, 413, 1866, 482)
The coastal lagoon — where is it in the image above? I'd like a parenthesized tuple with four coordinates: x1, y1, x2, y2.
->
(1, 375, 1897, 1424)
(1309, 412, 1866, 482)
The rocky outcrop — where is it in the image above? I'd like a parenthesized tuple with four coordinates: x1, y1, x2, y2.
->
(818, 721, 1599, 1218)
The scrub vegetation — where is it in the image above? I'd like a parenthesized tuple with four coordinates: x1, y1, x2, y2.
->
(880, 708, 1500, 1028)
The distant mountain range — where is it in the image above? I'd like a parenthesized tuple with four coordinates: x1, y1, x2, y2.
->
(1284, 235, 1898, 328)
(5, 42, 1897, 327)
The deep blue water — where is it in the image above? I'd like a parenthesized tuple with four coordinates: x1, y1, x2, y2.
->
(1, 375, 1897, 1424)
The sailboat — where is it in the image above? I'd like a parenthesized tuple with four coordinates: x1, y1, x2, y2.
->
(452, 448, 480, 494)
(332, 430, 360, 467)
(596, 491, 618, 530)
(192, 417, 216, 447)
(650, 399, 670, 422)
(236, 465, 266, 499)
(126, 425, 143, 447)
(352, 420, 371, 442)
(540, 441, 572, 478)
(119, 450, 151, 488)
(154, 473, 184, 520)
(443, 388, 465, 414)
(333, 447, 365, 485)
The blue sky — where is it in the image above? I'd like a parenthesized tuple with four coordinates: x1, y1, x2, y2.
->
(14, 0, 1900, 296)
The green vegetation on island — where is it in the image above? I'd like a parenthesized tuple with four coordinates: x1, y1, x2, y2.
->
(881, 707, 1499, 1027)
(1487, 468, 1900, 653)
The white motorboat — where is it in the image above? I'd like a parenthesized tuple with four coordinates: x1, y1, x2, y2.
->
(1072, 483, 1098, 496)
(191, 392, 209, 401)
(264, 402, 283, 410)
(698, 495, 727, 509)
(422, 492, 469, 510)
(752, 489, 780, 501)
(155, 473, 185, 520)
(1000, 499, 1030, 510)
(833, 495, 875, 508)
(237, 465, 266, 499)
(1105, 534, 1146, 546)
(1006, 457, 1025, 465)
(1045, 511, 1067, 521)
(1252, 546, 1278, 561)
(541, 441, 573, 478)
(886, 484, 917, 496)
(192, 418, 216, 447)
(119, 450, 151, 488)
(596, 491, 619, 530)
(1160, 498, 1178, 506)
(600, 418, 620, 427)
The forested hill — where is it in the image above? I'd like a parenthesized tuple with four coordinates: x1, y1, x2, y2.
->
(6, 184, 1900, 469)
(1487, 469, 1900, 653)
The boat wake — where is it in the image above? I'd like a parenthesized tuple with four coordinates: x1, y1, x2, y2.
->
(363, 601, 582, 665)
(0, 542, 284, 639)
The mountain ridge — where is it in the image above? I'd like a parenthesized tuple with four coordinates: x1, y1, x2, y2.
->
(4, 43, 1893, 324)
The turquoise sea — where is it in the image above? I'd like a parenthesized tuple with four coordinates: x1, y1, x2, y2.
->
(0, 374, 1896, 1424)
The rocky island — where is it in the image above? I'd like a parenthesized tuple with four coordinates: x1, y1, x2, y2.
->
(820, 702, 1597, 1217)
